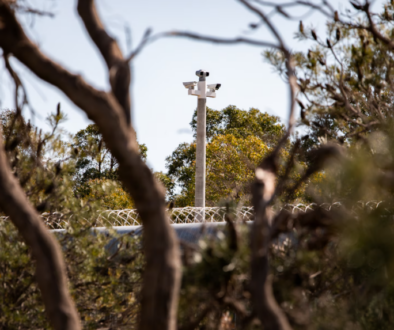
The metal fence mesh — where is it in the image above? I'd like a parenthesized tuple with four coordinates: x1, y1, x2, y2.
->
(0, 201, 384, 229)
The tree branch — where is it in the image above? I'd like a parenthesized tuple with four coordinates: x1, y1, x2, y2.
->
(0, 3, 181, 329)
(165, 31, 280, 49)
(125, 28, 152, 62)
(254, 0, 334, 18)
(251, 152, 292, 330)
(77, 0, 131, 124)
(239, 0, 286, 50)
(363, 1, 394, 49)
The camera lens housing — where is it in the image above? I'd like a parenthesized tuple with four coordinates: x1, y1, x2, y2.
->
(195, 70, 210, 78)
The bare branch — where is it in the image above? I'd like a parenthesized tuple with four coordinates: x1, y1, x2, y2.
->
(14, 5, 54, 17)
(294, 0, 394, 51)
(283, 143, 342, 200)
(250, 152, 292, 330)
(165, 31, 280, 49)
(363, 2, 394, 49)
(3, 54, 28, 115)
(125, 28, 152, 62)
(240, 0, 286, 50)
(77, 0, 131, 124)
(0, 3, 181, 329)
(165, 26, 298, 131)
(224, 205, 239, 253)
(274, 139, 301, 197)
(253, 0, 334, 17)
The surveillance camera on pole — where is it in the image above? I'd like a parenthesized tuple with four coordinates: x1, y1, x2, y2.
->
(183, 81, 197, 90)
(182, 70, 221, 220)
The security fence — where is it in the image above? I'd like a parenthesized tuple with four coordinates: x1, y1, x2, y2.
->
(0, 201, 384, 229)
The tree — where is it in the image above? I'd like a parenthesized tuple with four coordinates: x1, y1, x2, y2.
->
(73, 124, 119, 184)
(154, 171, 175, 201)
(1, 110, 143, 212)
(258, 1, 394, 328)
(0, 1, 180, 329)
(207, 134, 269, 204)
(0, 107, 82, 328)
(170, 134, 270, 207)
(264, 1, 394, 157)
(191, 105, 285, 146)
(83, 178, 135, 209)
(8, 0, 394, 329)
(0, 107, 77, 215)
(167, 106, 285, 206)
(165, 1, 394, 327)
(72, 124, 172, 210)
(72, 124, 147, 198)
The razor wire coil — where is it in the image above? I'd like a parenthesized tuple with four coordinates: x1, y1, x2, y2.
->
(0, 201, 385, 229)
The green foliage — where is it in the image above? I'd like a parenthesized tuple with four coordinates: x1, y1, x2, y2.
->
(72, 124, 147, 198)
(206, 134, 269, 204)
(0, 221, 48, 328)
(154, 171, 175, 200)
(268, 2, 394, 328)
(83, 179, 135, 210)
(0, 219, 143, 329)
(191, 105, 285, 146)
(0, 107, 77, 215)
(73, 124, 117, 184)
(166, 142, 196, 206)
(167, 106, 285, 206)
(0, 108, 147, 328)
(264, 3, 394, 156)
(178, 221, 250, 329)
(290, 135, 394, 329)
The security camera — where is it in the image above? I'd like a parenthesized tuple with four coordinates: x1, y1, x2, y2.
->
(183, 81, 197, 89)
(208, 83, 221, 91)
(195, 70, 210, 77)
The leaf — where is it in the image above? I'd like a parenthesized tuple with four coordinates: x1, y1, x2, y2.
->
(299, 21, 304, 34)
(336, 28, 341, 41)
(334, 11, 339, 22)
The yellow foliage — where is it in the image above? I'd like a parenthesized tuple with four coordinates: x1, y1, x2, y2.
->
(206, 134, 269, 204)
(84, 179, 134, 209)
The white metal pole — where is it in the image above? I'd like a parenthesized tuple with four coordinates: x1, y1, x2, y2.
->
(183, 70, 220, 222)
(195, 98, 206, 209)
(195, 76, 206, 221)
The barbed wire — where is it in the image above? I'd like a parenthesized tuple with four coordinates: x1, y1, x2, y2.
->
(0, 201, 385, 229)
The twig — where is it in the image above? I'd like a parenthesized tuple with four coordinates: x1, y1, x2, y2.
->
(165, 31, 280, 49)
(125, 28, 152, 62)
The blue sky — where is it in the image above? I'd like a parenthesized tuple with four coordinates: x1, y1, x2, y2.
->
(0, 0, 385, 172)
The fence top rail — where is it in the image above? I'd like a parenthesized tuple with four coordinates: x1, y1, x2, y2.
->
(0, 201, 385, 229)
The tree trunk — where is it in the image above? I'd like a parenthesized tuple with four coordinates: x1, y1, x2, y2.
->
(0, 2, 181, 329)
(250, 155, 292, 330)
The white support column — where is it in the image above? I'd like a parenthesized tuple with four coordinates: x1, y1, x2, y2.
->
(195, 97, 206, 209)
(182, 70, 221, 222)
(195, 77, 206, 221)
